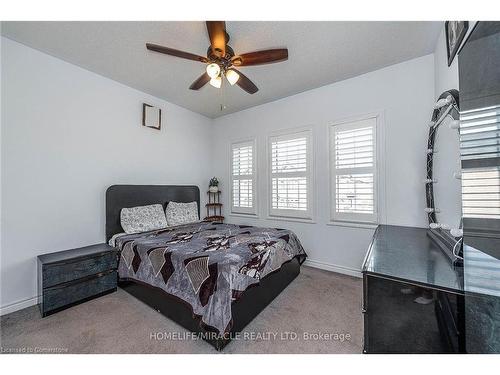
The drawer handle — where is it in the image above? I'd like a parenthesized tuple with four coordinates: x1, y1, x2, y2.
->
(44, 252, 115, 267)
(44, 270, 116, 291)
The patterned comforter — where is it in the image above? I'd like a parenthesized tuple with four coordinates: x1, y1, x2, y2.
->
(114, 221, 307, 334)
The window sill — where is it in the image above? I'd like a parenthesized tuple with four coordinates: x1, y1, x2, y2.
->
(266, 216, 316, 224)
(327, 221, 378, 229)
(229, 213, 259, 219)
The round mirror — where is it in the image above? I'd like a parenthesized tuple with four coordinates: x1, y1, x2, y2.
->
(426, 90, 463, 261)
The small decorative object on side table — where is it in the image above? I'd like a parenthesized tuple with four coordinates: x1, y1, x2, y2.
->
(37, 243, 118, 317)
(205, 177, 224, 222)
(208, 177, 219, 193)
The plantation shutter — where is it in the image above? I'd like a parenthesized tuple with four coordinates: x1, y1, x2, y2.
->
(231, 141, 256, 214)
(269, 130, 312, 219)
(331, 118, 377, 223)
(460, 105, 500, 220)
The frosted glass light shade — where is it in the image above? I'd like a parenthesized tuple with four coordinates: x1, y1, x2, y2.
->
(209, 76, 222, 88)
(226, 69, 240, 85)
(206, 63, 220, 79)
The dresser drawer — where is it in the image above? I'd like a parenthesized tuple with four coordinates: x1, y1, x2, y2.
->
(42, 251, 117, 288)
(41, 270, 117, 315)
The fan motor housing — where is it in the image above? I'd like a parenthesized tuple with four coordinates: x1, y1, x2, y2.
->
(207, 45, 235, 65)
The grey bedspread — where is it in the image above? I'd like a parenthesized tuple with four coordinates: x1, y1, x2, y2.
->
(115, 221, 307, 334)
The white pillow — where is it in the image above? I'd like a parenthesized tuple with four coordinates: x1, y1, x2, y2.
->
(120, 204, 168, 234)
(165, 201, 199, 226)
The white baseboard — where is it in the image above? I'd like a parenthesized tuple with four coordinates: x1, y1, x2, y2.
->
(303, 259, 362, 278)
(0, 296, 38, 316)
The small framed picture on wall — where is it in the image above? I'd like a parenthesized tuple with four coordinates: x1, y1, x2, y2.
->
(445, 21, 469, 66)
(142, 103, 162, 130)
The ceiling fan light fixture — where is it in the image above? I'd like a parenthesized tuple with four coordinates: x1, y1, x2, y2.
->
(209, 75, 222, 88)
(206, 63, 221, 79)
(145, 22, 287, 95)
(226, 69, 240, 85)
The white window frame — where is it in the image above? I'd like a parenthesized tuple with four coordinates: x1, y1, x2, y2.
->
(230, 139, 257, 215)
(329, 115, 380, 226)
(267, 128, 314, 221)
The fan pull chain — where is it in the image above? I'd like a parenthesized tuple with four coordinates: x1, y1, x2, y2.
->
(220, 72, 227, 112)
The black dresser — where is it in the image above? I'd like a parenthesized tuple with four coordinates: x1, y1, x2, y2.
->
(458, 21, 500, 354)
(362, 225, 465, 353)
(38, 243, 118, 317)
(463, 236, 500, 353)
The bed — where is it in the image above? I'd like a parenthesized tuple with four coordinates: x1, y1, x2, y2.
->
(106, 184, 307, 350)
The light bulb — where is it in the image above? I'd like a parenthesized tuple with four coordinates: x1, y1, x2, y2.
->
(226, 69, 240, 85)
(450, 228, 463, 238)
(209, 76, 222, 88)
(206, 63, 220, 79)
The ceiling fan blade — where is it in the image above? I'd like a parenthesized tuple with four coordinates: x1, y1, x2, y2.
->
(146, 43, 208, 63)
(232, 49, 288, 66)
(206, 21, 227, 58)
(233, 69, 258, 94)
(189, 72, 211, 90)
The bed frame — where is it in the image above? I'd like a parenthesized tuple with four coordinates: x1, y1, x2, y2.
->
(105, 184, 301, 350)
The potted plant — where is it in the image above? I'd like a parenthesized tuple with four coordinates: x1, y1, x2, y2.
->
(209, 177, 219, 193)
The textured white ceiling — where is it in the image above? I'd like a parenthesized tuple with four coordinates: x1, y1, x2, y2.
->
(1, 21, 441, 118)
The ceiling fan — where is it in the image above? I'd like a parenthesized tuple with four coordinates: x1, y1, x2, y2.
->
(146, 21, 288, 94)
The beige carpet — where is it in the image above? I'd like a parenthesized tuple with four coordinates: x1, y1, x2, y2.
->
(0, 266, 363, 354)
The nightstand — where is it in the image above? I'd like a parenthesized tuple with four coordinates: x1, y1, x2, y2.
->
(37, 243, 118, 317)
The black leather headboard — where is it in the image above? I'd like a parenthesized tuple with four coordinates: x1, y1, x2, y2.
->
(105, 185, 200, 241)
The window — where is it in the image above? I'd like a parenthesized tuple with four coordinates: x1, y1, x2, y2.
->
(231, 140, 256, 215)
(269, 129, 313, 219)
(460, 105, 500, 220)
(330, 117, 377, 224)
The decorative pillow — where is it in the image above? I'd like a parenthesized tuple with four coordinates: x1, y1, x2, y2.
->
(165, 201, 199, 226)
(120, 204, 168, 234)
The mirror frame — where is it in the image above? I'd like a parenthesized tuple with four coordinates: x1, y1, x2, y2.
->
(426, 89, 463, 265)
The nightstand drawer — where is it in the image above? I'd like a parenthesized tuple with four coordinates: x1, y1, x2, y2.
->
(42, 270, 117, 315)
(42, 251, 117, 288)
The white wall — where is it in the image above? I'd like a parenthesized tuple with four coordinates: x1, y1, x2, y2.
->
(0, 37, 213, 313)
(434, 24, 459, 98)
(212, 55, 435, 276)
